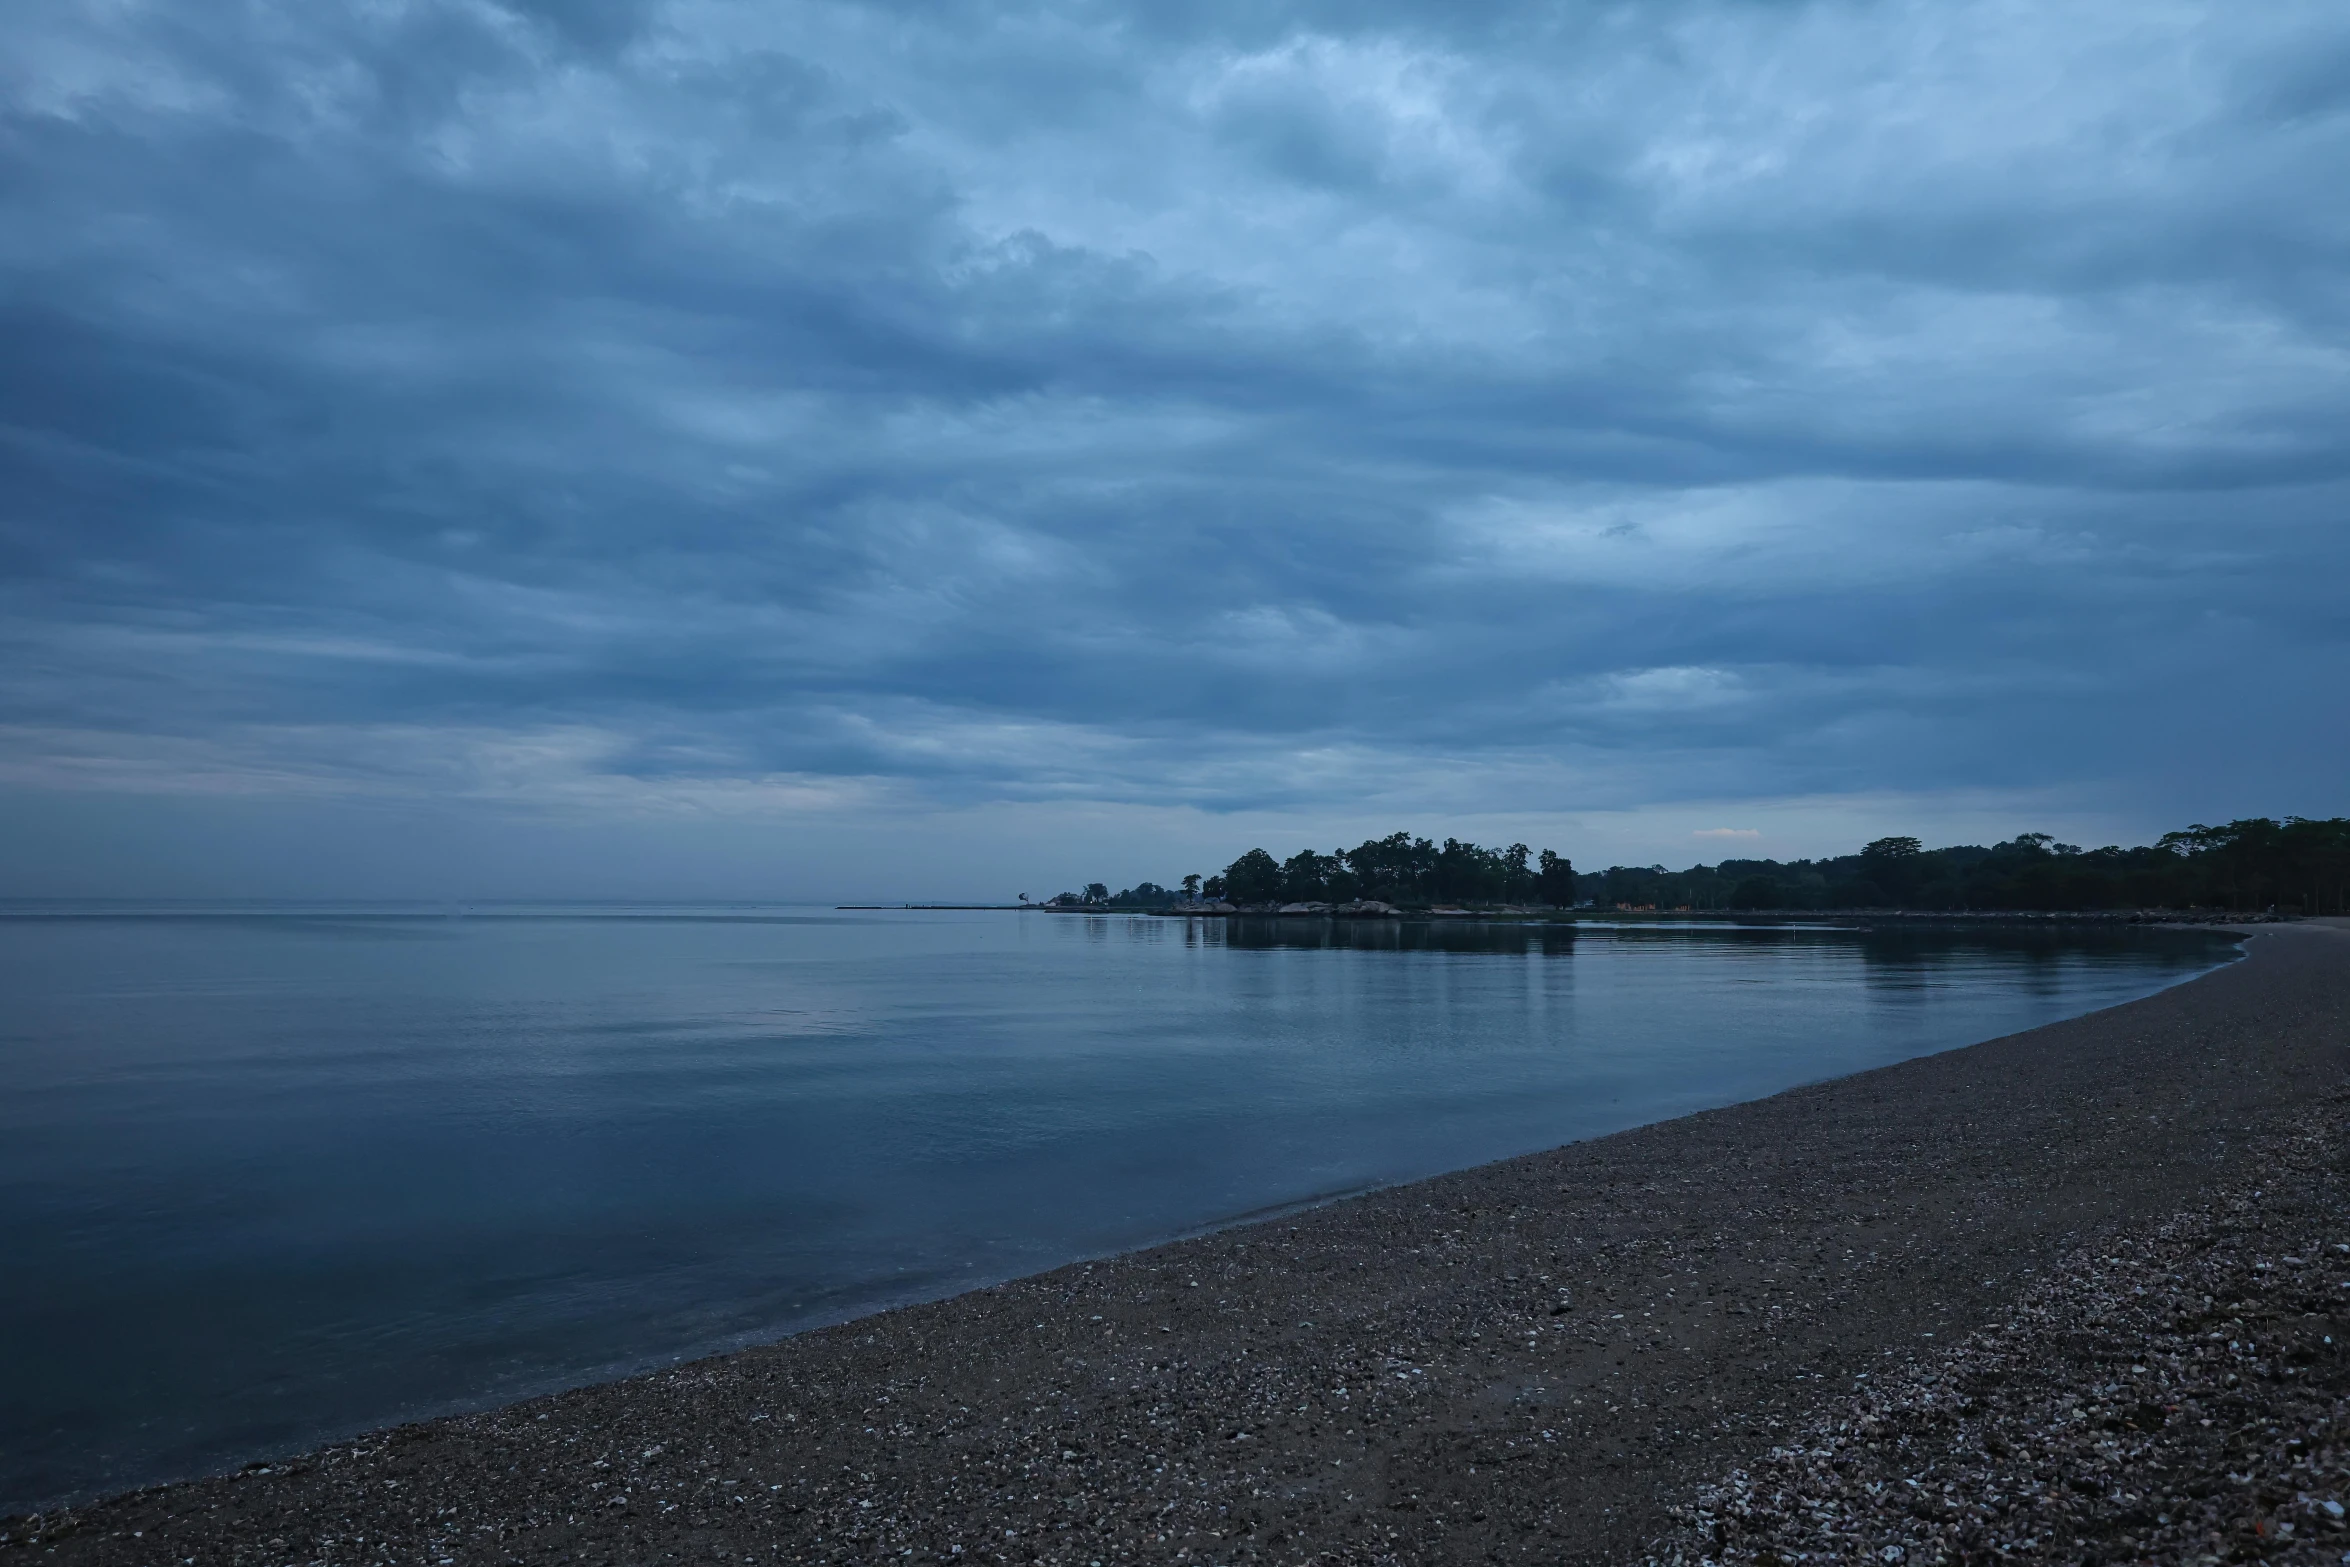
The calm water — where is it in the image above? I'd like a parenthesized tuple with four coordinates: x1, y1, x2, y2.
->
(0, 907, 2237, 1511)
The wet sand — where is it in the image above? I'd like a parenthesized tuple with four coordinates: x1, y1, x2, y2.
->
(8, 923, 2346, 1567)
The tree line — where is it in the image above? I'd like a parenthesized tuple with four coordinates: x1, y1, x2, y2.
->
(1042, 817, 2350, 914)
(1041, 832, 1576, 908)
(1585, 818, 2350, 914)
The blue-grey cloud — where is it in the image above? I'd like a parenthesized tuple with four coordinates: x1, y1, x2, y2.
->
(2, 0, 2347, 894)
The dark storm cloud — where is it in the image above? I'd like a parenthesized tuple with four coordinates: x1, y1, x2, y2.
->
(2, 0, 2346, 852)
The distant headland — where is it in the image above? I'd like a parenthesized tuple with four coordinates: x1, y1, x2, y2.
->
(1023, 816, 2349, 917)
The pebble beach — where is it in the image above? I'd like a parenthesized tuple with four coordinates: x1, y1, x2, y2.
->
(8, 921, 2345, 1567)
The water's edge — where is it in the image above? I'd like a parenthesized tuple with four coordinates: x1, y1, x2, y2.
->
(5, 927, 2246, 1517)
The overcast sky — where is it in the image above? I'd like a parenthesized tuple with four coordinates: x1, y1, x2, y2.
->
(3, 0, 2345, 900)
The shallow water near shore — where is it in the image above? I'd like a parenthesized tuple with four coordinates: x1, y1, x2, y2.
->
(0, 907, 2237, 1512)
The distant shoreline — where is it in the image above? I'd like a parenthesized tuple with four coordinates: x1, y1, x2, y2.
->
(840, 902, 2279, 925)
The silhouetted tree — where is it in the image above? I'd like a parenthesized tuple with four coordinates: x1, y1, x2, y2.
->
(1280, 849, 1342, 901)
(1221, 848, 1284, 904)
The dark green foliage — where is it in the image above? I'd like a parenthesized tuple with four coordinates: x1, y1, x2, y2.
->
(1221, 848, 1284, 903)
(1578, 817, 2350, 913)
(1080, 816, 2350, 914)
(1214, 834, 1547, 905)
(1056, 880, 1182, 909)
(2155, 818, 2350, 912)
(1280, 849, 1345, 902)
(1537, 849, 1577, 907)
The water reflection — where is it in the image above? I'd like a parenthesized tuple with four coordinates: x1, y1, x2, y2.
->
(1182, 913, 2225, 978)
(1213, 916, 1581, 954)
(0, 907, 2237, 1513)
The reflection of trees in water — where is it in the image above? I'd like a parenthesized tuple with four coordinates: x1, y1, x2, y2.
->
(1766, 926, 2237, 1000)
(1597, 923, 2236, 966)
(1167, 917, 2239, 977)
(1213, 919, 1582, 955)
(1853, 927, 2238, 977)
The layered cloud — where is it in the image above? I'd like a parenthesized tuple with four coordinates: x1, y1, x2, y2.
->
(2, 0, 2346, 891)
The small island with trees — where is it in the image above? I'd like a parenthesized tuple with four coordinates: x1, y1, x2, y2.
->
(1028, 816, 2350, 918)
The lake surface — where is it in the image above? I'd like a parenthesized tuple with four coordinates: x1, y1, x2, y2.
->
(0, 907, 2238, 1512)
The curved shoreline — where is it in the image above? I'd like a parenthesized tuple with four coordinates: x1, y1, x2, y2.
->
(8, 923, 2345, 1565)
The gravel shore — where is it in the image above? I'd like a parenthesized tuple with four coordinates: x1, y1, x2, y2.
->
(1647, 1097, 2350, 1565)
(7, 922, 2345, 1567)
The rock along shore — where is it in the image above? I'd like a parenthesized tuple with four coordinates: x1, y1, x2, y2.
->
(7, 923, 2346, 1567)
